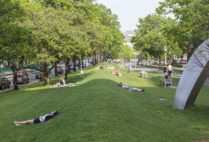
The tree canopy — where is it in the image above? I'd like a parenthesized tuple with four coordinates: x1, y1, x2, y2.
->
(157, 0, 209, 59)
(132, 14, 182, 62)
(0, 0, 125, 88)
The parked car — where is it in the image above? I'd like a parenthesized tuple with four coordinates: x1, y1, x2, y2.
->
(57, 66, 64, 74)
(0, 77, 11, 89)
(180, 60, 187, 64)
(17, 70, 29, 84)
(35, 72, 41, 79)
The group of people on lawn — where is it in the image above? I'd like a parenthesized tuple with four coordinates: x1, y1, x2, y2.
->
(13, 66, 145, 127)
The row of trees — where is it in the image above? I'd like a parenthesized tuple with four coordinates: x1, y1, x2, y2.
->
(132, 0, 209, 63)
(0, 0, 126, 89)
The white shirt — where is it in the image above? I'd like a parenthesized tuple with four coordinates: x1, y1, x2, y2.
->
(39, 114, 50, 122)
(168, 65, 173, 71)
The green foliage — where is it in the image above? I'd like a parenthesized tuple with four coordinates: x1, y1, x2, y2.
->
(132, 14, 182, 61)
(0, 0, 33, 71)
(0, 0, 124, 81)
(157, 0, 209, 58)
(121, 45, 135, 59)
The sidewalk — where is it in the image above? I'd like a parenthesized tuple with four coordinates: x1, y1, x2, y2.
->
(127, 63, 209, 85)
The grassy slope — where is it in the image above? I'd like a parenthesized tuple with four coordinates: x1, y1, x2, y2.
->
(0, 64, 209, 142)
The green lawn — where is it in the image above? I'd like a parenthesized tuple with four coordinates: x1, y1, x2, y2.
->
(0, 64, 209, 142)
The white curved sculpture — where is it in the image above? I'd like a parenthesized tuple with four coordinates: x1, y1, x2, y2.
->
(174, 39, 209, 110)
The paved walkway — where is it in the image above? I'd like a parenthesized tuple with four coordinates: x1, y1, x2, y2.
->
(125, 63, 208, 85)
(136, 65, 182, 77)
(134, 65, 209, 85)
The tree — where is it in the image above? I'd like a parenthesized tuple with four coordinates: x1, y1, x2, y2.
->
(92, 4, 124, 62)
(0, 0, 32, 90)
(122, 45, 135, 60)
(132, 14, 182, 64)
(22, 7, 67, 85)
(157, 0, 209, 59)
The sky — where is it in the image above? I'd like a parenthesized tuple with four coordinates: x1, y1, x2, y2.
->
(96, 0, 164, 32)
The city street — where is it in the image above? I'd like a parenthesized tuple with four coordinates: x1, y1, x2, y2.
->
(0, 71, 55, 93)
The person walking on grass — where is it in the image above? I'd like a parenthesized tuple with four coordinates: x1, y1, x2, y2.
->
(13, 110, 61, 126)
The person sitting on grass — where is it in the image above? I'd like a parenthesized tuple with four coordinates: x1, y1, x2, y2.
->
(54, 78, 66, 87)
(118, 82, 144, 92)
(96, 66, 104, 71)
(13, 110, 61, 126)
(112, 70, 123, 76)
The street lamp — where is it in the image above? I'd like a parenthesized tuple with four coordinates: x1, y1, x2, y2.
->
(122, 52, 124, 65)
(135, 52, 139, 70)
(164, 47, 167, 65)
(169, 51, 171, 62)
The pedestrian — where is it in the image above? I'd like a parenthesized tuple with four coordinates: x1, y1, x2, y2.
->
(163, 66, 167, 74)
(168, 63, 173, 77)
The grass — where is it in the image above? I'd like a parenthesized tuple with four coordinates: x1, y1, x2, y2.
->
(0, 64, 209, 142)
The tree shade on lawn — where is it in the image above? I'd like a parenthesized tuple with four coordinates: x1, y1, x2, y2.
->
(0, 64, 209, 142)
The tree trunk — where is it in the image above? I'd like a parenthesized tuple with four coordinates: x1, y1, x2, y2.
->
(94, 52, 97, 65)
(43, 72, 49, 85)
(81, 57, 84, 68)
(97, 51, 101, 63)
(11, 65, 19, 90)
(54, 62, 58, 77)
(187, 44, 196, 61)
(68, 61, 71, 73)
(65, 58, 69, 80)
(159, 56, 161, 66)
(73, 56, 76, 71)
(78, 58, 81, 70)
(7, 61, 10, 67)
(40, 71, 44, 81)
(12, 70, 19, 90)
(41, 63, 50, 86)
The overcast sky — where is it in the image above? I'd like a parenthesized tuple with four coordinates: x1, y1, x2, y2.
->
(96, 0, 164, 32)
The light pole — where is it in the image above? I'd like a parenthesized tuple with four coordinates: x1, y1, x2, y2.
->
(122, 52, 124, 65)
(164, 47, 167, 65)
(169, 51, 171, 63)
(135, 52, 139, 70)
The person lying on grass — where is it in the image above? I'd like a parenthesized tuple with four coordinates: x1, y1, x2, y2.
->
(118, 82, 144, 92)
(13, 110, 61, 126)
(53, 78, 66, 87)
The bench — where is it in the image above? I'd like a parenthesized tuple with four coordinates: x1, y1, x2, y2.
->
(160, 76, 172, 88)
(107, 66, 114, 70)
(129, 67, 134, 73)
(119, 64, 124, 70)
(140, 70, 148, 78)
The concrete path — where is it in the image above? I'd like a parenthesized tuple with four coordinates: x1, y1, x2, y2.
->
(128, 63, 209, 85)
